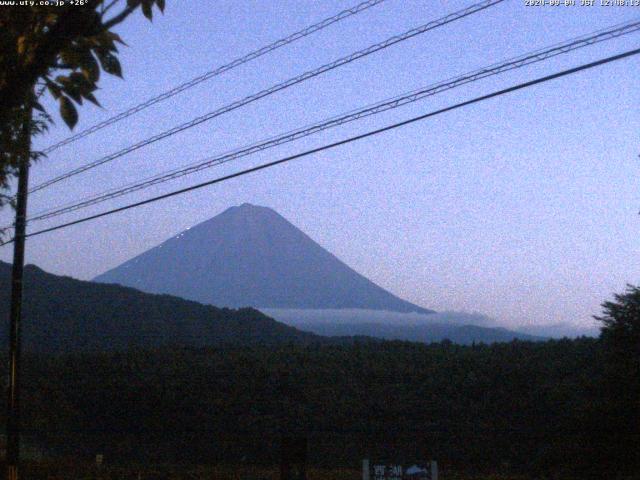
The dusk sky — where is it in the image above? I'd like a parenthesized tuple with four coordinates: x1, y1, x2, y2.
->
(1, 0, 638, 330)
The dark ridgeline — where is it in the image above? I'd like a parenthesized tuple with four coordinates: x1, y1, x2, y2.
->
(0, 261, 321, 353)
(0, 260, 539, 353)
(93, 203, 433, 314)
(301, 321, 544, 344)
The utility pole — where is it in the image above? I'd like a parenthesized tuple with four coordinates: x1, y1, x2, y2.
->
(6, 100, 32, 480)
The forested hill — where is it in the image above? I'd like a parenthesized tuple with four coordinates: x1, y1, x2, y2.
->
(0, 261, 541, 351)
(0, 261, 320, 353)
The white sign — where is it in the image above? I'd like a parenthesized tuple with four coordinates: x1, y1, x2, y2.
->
(363, 460, 437, 480)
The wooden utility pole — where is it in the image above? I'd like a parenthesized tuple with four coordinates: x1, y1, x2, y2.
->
(6, 101, 32, 480)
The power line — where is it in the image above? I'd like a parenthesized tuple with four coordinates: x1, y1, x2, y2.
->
(1, 46, 636, 246)
(39, 0, 389, 155)
(28, 0, 504, 194)
(24, 19, 640, 224)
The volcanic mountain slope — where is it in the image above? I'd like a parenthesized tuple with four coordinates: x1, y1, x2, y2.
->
(0, 261, 319, 353)
(94, 203, 433, 313)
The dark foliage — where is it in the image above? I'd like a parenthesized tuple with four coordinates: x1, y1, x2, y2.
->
(0, 261, 320, 353)
(1, 338, 628, 478)
(0, 0, 164, 214)
(592, 286, 640, 477)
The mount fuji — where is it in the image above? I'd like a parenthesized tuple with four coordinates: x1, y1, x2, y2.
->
(94, 203, 433, 314)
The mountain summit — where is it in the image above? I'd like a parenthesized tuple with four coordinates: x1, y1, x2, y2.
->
(94, 203, 432, 313)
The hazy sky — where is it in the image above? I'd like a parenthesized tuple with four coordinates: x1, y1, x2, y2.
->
(1, 0, 638, 329)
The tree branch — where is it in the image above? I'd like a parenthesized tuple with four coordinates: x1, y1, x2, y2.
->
(103, 4, 137, 30)
(102, 0, 121, 17)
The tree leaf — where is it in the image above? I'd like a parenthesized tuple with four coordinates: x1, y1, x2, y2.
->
(46, 80, 62, 99)
(95, 31, 118, 52)
(60, 48, 82, 67)
(17, 36, 28, 55)
(106, 31, 127, 46)
(141, 1, 153, 20)
(66, 89, 83, 104)
(83, 92, 101, 107)
(156, 0, 165, 13)
(58, 74, 84, 104)
(70, 71, 95, 94)
(80, 51, 100, 83)
(96, 50, 122, 78)
(59, 96, 78, 129)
